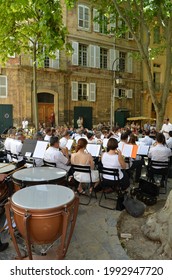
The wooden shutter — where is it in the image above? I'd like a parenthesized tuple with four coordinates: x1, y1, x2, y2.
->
(127, 52, 133, 73)
(93, 9, 100, 32)
(72, 42, 78, 65)
(51, 50, 59, 69)
(88, 45, 95, 67)
(109, 49, 119, 70)
(126, 89, 133, 98)
(71, 82, 78, 101)
(114, 88, 119, 97)
(89, 83, 96, 101)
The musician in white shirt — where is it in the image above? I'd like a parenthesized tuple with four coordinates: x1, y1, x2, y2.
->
(44, 136, 70, 172)
(160, 118, 172, 140)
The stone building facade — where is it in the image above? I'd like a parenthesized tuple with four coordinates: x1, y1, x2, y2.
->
(0, 1, 143, 131)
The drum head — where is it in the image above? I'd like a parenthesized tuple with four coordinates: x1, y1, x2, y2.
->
(11, 184, 75, 210)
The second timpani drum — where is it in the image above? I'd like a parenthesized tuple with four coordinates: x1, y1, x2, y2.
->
(12, 167, 67, 189)
(0, 163, 16, 174)
(10, 184, 76, 244)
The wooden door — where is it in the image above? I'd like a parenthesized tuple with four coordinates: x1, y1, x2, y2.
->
(38, 103, 54, 126)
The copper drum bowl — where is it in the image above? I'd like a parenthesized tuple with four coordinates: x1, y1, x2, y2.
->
(10, 184, 76, 244)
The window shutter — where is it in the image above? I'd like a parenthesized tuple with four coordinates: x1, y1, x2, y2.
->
(96, 46, 100, 68)
(88, 45, 96, 67)
(114, 88, 119, 97)
(93, 9, 100, 32)
(89, 83, 96, 101)
(72, 42, 78, 65)
(71, 82, 78, 101)
(126, 89, 133, 98)
(127, 52, 133, 73)
(109, 49, 119, 70)
(0, 76, 7, 98)
(50, 50, 59, 69)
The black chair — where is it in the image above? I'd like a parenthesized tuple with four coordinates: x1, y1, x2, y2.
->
(147, 159, 169, 194)
(71, 164, 97, 205)
(98, 166, 121, 210)
(43, 160, 56, 167)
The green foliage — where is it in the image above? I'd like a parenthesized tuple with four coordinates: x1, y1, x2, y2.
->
(0, 0, 75, 65)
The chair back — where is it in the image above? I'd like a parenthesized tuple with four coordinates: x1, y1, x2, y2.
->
(71, 164, 92, 183)
(43, 160, 56, 167)
(98, 166, 120, 181)
(150, 160, 169, 169)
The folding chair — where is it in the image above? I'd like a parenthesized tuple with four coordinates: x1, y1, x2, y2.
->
(98, 166, 121, 210)
(43, 160, 56, 167)
(71, 164, 97, 205)
(147, 159, 169, 194)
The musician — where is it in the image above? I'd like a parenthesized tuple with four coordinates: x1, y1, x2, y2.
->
(43, 136, 71, 172)
(10, 132, 26, 168)
(148, 133, 171, 184)
(71, 138, 99, 193)
(101, 138, 130, 190)
(160, 118, 172, 140)
(0, 174, 9, 252)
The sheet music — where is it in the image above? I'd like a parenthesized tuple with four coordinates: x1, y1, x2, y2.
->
(86, 144, 101, 157)
(137, 145, 149, 155)
(121, 144, 134, 157)
(102, 138, 109, 148)
(32, 141, 49, 159)
(66, 139, 74, 150)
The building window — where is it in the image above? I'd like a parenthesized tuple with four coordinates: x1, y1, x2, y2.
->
(79, 44, 88, 66)
(99, 14, 108, 34)
(154, 26, 160, 44)
(44, 56, 50, 68)
(118, 89, 126, 98)
(78, 5, 90, 30)
(78, 83, 88, 100)
(0, 76, 7, 98)
(71, 82, 96, 102)
(100, 48, 107, 69)
(119, 52, 126, 71)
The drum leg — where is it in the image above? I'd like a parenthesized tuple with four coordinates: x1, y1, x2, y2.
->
(5, 202, 23, 260)
(58, 196, 79, 259)
(23, 212, 33, 260)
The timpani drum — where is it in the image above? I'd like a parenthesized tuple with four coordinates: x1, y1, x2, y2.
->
(0, 162, 16, 174)
(0, 163, 16, 203)
(5, 184, 79, 260)
(12, 167, 67, 190)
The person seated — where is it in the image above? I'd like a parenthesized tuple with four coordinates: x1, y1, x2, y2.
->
(44, 136, 71, 172)
(0, 174, 9, 252)
(139, 130, 154, 146)
(10, 132, 26, 168)
(148, 132, 171, 184)
(71, 138, 99, 193)
(166, 130, 172, 149)
(59, 130, 71, 149)
(127, 133, 144, 183)
(101, 138, 130, 192)
(44, 127, 52, 142)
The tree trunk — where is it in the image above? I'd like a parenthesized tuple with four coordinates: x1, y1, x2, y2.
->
(32, 43, 38, 130)
(141, 190, 172, 258)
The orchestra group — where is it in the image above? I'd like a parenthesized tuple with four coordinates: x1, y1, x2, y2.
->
(0, 117, 172, 252)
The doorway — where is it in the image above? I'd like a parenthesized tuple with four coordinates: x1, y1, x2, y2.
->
(37, 93, 54, 126)
(74, 107, 92, 129)
(0, 104, 13, 134)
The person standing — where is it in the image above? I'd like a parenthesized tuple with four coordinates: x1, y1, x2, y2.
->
(160, 118, 172, 140)
(22, 118, 28, 130)
(77, 116, 83, 128)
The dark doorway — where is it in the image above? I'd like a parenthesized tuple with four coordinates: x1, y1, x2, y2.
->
(115, 108, 129, 127)
(74, 107, 92, 129)
(0, 104, 13, 134)
(37, 93, 54, 126)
